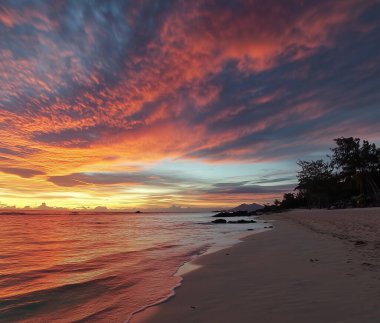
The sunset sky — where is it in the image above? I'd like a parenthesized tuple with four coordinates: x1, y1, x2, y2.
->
(1, 0, 380, 210)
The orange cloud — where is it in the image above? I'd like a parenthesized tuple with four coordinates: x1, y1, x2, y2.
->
(0, 0, 379, 208)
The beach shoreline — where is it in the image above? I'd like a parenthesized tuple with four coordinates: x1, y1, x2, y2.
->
(133, 208, 380, 323)
(130, 223, 270, 322)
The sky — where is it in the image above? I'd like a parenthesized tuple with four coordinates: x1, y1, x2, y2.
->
(0, 0, 380, 211)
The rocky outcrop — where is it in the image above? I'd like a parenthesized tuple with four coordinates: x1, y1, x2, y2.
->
(213, 210, 255, 217)
(212, 218, 227, 224)
(211, 219, 257, 224)
(227, 219, 257, 224)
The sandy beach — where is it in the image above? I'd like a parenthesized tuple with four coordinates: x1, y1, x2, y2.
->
(134, 208, 380, 323)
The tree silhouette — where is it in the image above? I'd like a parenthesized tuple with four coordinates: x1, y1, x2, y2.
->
(296, 159, 335, 208)
(331, 137, 380, 201)
(277, 137, 380, 210)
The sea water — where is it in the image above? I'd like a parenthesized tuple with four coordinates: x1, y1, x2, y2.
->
(0, 211, 265, 322)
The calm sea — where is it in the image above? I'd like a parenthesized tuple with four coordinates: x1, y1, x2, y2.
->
(0, 211, 264, 322)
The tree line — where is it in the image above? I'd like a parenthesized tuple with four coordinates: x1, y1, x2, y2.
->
(274, 137, 380, 210)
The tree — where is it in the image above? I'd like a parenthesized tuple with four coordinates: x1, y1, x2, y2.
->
(281, 193, 299, 209)
(330, 137, 380, 201)
(279, 137, 380, 209)
(296, 159, 335, 208)
(274, 199, 281, 207)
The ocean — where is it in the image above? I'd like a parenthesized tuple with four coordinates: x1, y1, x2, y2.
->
(0, 211, 265, 322)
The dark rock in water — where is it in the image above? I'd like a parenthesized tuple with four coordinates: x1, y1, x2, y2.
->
(247, 228, 254, 231)
(212, 218, 258, 224)
(354, 240, 367, 246)
(212, 218, 227, 224)
(227, 219, 257, 224)
(213, 210, 251, 217)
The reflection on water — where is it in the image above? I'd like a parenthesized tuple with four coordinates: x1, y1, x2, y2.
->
(0, 211, 262, 322)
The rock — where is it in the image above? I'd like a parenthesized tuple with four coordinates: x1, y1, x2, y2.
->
(354, 240, 368, 246)
(247, 228, 254, 231)
(227, 219, 257, 224)
(212, 218, 227, 224)
(212, 210, 250, 217)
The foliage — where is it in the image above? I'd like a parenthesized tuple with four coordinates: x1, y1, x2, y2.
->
(278, 137, 380, 209)
(330, 137, 380, 198)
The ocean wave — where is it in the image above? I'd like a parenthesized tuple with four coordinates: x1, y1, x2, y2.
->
(0, 275, 135, 320)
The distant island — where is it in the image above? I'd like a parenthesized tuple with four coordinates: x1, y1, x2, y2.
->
(229, 203, 263, 212)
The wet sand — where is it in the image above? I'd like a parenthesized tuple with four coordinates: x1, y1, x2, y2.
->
(133, 208, 380, 323)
